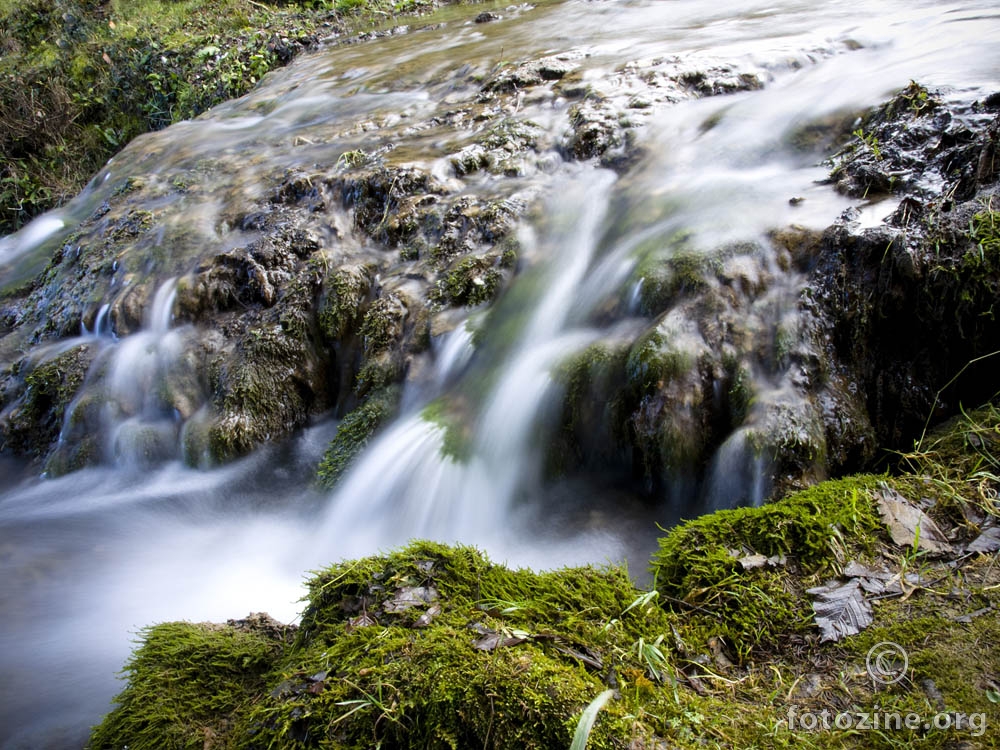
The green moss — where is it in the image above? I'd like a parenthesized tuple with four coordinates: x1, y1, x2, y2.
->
(228, 542, 681, 749)
(652, 475, 885, 658)
(93, 542, 702, 749)
(318, 264, 374, 342)
(316, 386, 400, 487)
(625, 328, 693, 390)
(359, 293, 408, 356)
(0, 344, 94, 458)
(209, 320, 314, 461)
(432, 255, 505, 308)
(547, 342, 629, 476)
(89, 619, 285, 750)
(632, 237, 722, 316)
(420, 397, 471, 461)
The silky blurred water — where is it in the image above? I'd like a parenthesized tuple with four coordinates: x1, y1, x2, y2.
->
(1, 0, 998, 745)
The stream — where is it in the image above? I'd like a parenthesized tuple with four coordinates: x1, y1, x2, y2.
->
(1, 0, 999, 746)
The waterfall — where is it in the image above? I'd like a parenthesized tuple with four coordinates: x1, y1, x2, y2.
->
(0, 0, 998, 745)
(319, 170, 616, 546)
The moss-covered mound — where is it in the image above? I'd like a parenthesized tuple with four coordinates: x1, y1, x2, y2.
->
(91, 404, 1000, 749)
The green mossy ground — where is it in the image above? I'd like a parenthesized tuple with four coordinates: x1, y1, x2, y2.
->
(91, 403, 1000, 749)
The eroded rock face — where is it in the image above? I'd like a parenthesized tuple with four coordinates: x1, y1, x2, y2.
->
(550, 85, 1000, 503)
(1, 6, 995, 507)
(810, 86, 1000, 451)
(0, 26, 781, 475)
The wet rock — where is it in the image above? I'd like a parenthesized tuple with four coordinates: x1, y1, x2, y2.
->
(0, 343, 95, 458)
(483, 53, 581, 93)
(565, 101, 626, 160)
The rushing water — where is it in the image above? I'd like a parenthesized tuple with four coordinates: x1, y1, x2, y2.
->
(1, 0, 999, 746)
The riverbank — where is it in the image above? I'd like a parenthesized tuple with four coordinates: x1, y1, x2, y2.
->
(0, 0, 475, 235)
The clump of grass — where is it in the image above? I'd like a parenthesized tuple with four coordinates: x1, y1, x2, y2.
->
(899, 399, 1000, 518)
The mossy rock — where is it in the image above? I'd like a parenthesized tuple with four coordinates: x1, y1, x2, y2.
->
(431, 254, 507, 308)
(0, 343, 94, 458)
(209, 312, 328, 462)
(546, 341, 630, 476)
(89, 617, 289, 750)
(652, 474, 885, 658)
(316, 386, 401, 488)
(91, 542, 689, 749)
(318, 264, 375, 343)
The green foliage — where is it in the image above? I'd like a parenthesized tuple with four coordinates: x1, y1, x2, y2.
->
(852, 127, 882, 160)
(569, 689, 615, 750)
(316, 386, 400, 487)
(0, 0, 464, 234)
(969, 208, 1000, 260)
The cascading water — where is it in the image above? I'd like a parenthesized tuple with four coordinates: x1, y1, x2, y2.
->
(1, 0, 999, 746)
(319, 169, 617, 546)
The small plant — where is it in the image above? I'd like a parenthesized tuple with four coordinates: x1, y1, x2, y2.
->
(633, 635, 672, 683)
(337, 149, 369, 169)
(852, 127, 882, 160)
(569, 689, 614, 750)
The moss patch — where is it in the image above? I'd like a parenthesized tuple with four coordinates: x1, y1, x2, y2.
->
(89, 617, 289, 750)
(0, 343, 94, 457)
(316, 385, 400, 488)
(652, 475, 884, 657)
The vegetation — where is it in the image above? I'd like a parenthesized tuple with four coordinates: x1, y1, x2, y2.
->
(0, 0, 465, 235)
(316, 386, 400, 487)
(91, 402, 1000, 748)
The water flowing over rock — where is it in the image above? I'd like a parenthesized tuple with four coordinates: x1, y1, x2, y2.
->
(1, 0, 1000, 746)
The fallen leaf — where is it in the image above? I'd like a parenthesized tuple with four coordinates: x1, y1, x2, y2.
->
(413, 603, 441, 628)
(346, 612, 377, 631)
(473, 631, 528, 651)
(383, 585, 439, 613)
(807, 579, 873, 642)
(738, 553, 768, 570)
(967, 526, 1000, 554)
(876, 485, 951, 554)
